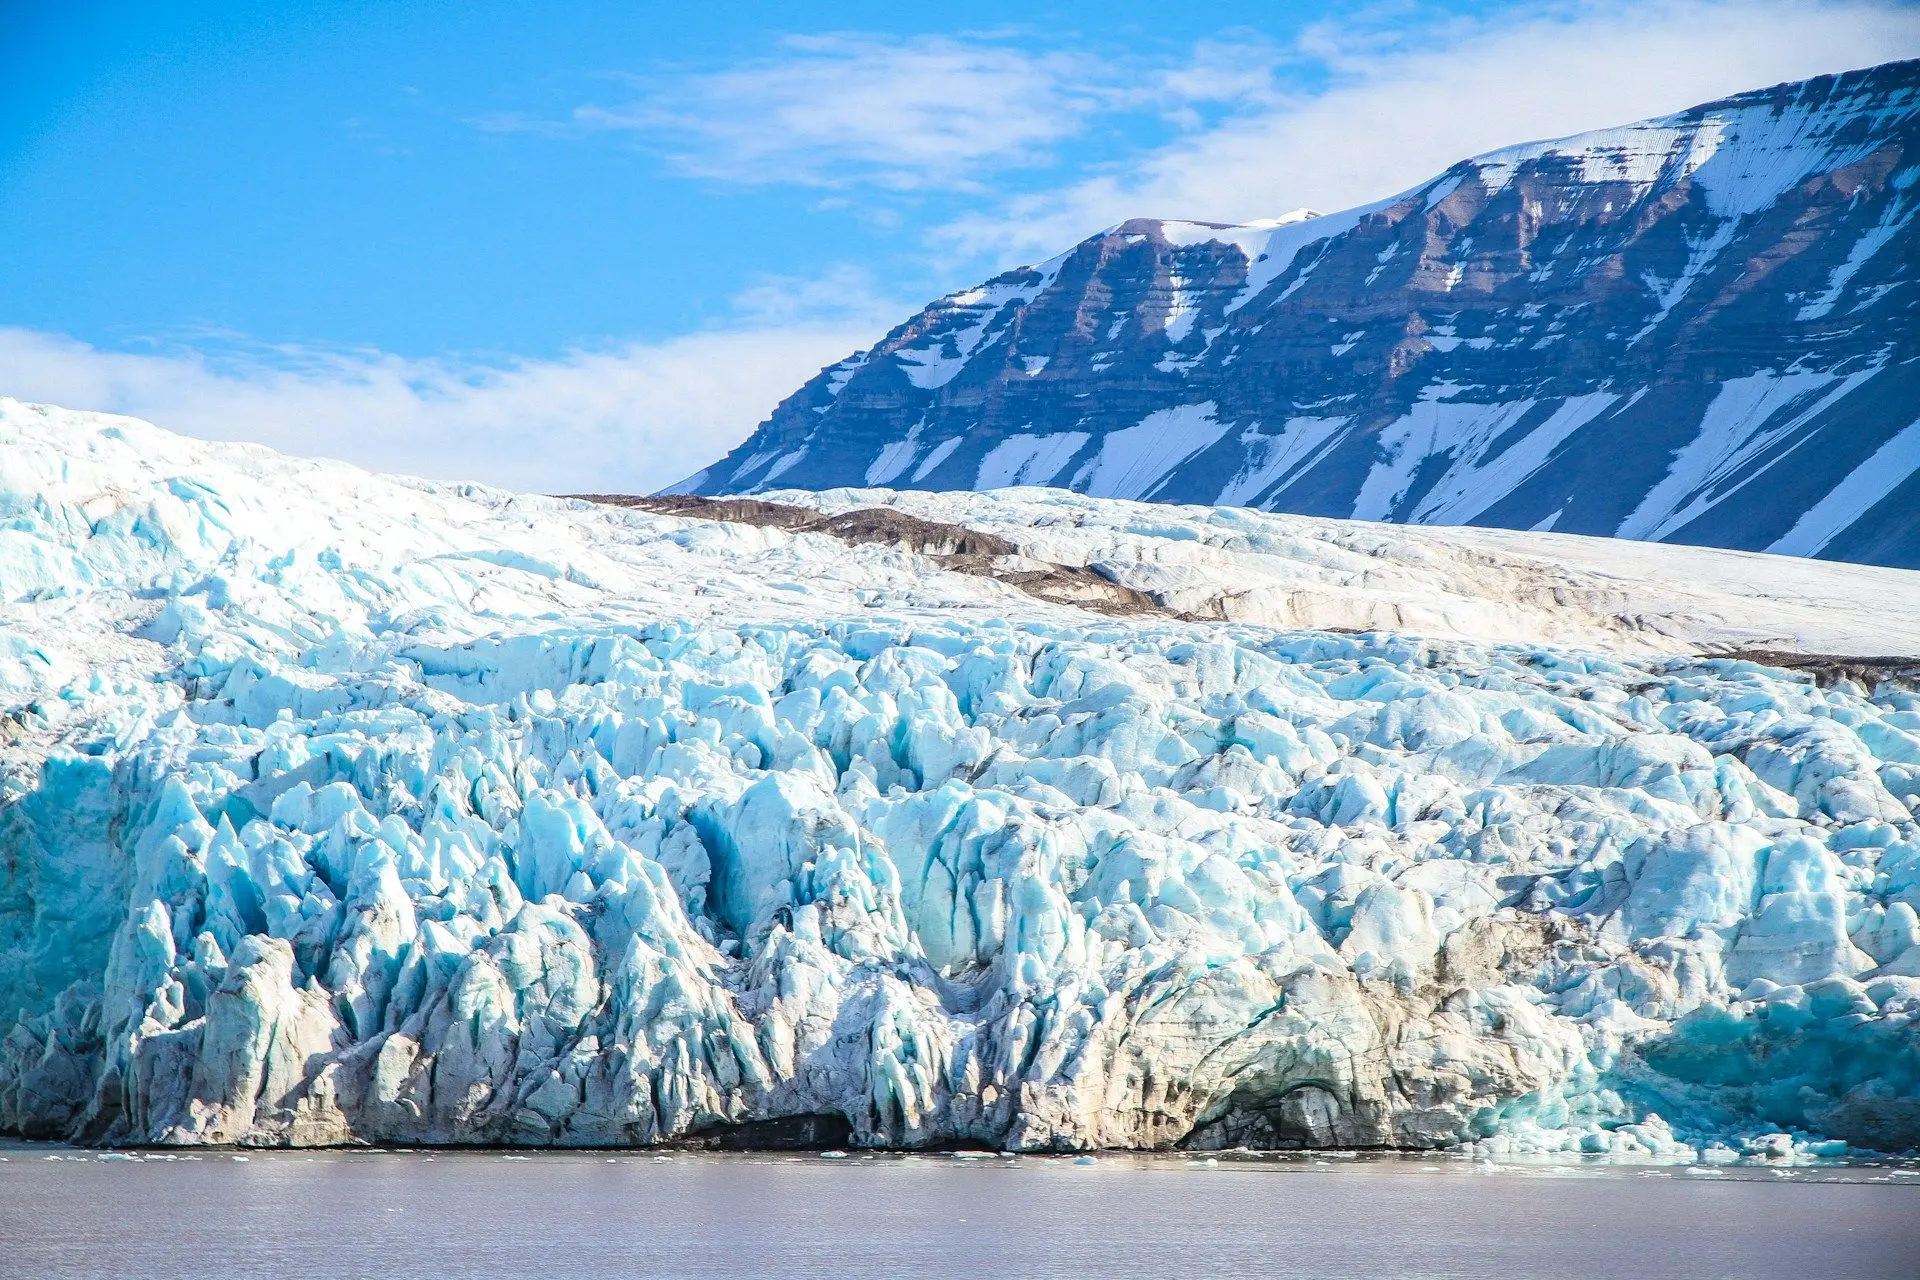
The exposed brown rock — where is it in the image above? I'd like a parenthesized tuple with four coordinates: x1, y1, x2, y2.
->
(572, 493, 1174, 619)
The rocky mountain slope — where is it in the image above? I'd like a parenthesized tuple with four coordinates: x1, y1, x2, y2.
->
(4, 400, 1919, 1155)
(679, 61, 1920, 568)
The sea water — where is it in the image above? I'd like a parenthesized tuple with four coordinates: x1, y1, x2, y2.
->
(3, 1144, 1916, 1278)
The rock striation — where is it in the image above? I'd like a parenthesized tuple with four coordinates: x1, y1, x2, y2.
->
(682, 61, 1920, 568)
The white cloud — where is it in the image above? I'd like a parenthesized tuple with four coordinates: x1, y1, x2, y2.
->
(729, 263, 900, 327)
(0, 320, 885, 495)
(14, 3, 1912, 496)
(574, 34, 1116, 191)
(550, 32, 1302, 193)
(935, 0, 1920, 259)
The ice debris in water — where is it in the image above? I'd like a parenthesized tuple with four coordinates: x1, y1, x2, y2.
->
(0, 401, 1918, 1156)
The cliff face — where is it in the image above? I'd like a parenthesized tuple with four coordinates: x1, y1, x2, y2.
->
(681, 61, 1920, 568)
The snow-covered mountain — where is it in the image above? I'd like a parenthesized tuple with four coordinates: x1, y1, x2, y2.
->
(681, 61, 1920, 568)
(4, 400, 1919, 1156)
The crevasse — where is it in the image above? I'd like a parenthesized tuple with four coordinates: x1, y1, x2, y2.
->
(1, 401, 1916, 1155)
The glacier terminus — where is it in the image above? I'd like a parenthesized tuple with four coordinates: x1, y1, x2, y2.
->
(2, 399, 1918, 1159)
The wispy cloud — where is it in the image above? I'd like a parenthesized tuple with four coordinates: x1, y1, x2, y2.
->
(16, 3, 1914, 497)
(477, 4, 1919, 253)
(554, 34, 1115, 191)
(0, 297, 899, 495)
(935, 0, 1920, 259)
(483, 31, 1291, 192)
(728, 263, 902, 327)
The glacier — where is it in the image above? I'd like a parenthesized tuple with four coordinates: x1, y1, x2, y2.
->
(2, 399, 1919, 1156)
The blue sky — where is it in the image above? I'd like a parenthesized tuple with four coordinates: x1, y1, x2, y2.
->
(3, 0, 1917, 491)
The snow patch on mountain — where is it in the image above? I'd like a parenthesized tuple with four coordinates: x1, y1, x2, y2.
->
(1073, 403, 1228, 500)
(910, 437, 963, 482)
(1617, 369, 1883, 543)
(1410, 393, 1623, 526)
(1214, 417, 1352, 509)
(977, 432, 1089, 490)
(688, 61, 1920, 569)
(864, 422, 926, 487)
(1772, 415, 1920, 557)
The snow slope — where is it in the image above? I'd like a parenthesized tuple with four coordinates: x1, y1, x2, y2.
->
(761, 486, 1920, 659)
(4, 400, 1919, 1156)
(687, 60, 1920, 568)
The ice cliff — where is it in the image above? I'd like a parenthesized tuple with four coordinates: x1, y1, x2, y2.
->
(3, 400, 1918, 1155)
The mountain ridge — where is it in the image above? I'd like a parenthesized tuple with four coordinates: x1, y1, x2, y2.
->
(678, 59, 1920, 568)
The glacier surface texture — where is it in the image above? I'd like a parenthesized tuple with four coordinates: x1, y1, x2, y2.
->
(3, 402, 1919, 1155)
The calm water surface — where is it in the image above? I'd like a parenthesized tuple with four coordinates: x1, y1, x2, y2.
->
(3, 1144, 1916, 1279)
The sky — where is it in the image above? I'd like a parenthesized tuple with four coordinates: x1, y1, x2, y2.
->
(3, 0, 1917, 493)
